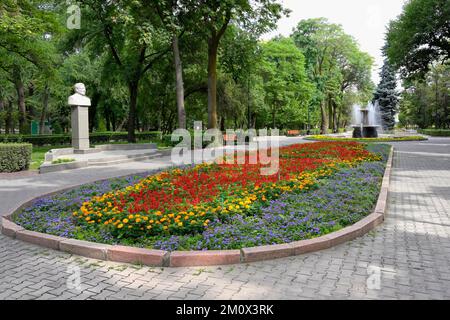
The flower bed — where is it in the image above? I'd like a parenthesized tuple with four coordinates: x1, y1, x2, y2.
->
(13, 142, 390, 251)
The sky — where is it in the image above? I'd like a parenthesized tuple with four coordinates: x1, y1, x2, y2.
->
(262, 0, 408, 84)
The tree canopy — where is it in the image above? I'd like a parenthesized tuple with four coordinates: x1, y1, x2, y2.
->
(386, 0, 450, 79)
(1, 1, 375, 138)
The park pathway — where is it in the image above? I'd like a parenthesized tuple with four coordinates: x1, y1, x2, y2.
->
(1, 137, 450, 299)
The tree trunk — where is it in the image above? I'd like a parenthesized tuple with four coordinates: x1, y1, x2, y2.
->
(14, 73, 27, 134)
(0, 99, 3, 133)
(337, 105, 342, 133)
(320, 100, 328, 134)
(173, 35, 186, 129)
(39, 84, 50, 134)
(105, 108, 111, 132)
(328, 98, 333, 132)
(111, 111, 117, 131)
(6, 99, 13, 134)
(89, 92, 99, 133)
(27, 83, 35, 118)
(332, 101, 338, 133)
(272, 108, 276, 129)
(127, 81, 138, 143)
(207, 39, 219, 129)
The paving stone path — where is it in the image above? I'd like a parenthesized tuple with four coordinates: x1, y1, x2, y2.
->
(1, 137, 450, 300)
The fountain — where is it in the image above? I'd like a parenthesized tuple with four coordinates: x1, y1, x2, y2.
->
(352, 102, 380, 138)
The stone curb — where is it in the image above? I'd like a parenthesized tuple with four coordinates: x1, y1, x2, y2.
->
(16, 230, 65, 250)
(1, 218, 24, 238)
(1, 146, 394, 267)
(59, 239, 112, 260)
(170, 250, 241, 267)
(107, 246, 169, 267)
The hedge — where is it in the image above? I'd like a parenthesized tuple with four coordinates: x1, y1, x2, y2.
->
(418, 129, 450, 137)
(0, 143, 32, 173)
(305, 135, 428, 142)
(0, 132, 163, 146)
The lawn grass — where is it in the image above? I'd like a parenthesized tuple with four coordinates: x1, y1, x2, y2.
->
(30, 146, 63, 170)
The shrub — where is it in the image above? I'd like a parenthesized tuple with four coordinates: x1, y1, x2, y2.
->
(1, 131, 163, 146)
(0, 143, 32, 173)
(305, 135, 427, 142)
(418, 129, 450, 137)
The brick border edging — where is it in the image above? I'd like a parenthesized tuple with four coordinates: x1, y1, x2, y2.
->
(1, 147, 394, 268)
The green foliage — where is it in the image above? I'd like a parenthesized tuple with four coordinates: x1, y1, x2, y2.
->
(0, 2, 376, 143)
(386, 0, 450, 79)
(2, 132, 163, 146)
(291, 18, 374, 133)
(418, 129, 450, 136)
(399, 64, 450, 129)
(0, 143, 32, 172)
(257, 37, 312, 128)
(306, 135, 428, 142)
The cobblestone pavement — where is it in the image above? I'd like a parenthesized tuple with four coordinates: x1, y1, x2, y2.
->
(1, 137, 450, 300)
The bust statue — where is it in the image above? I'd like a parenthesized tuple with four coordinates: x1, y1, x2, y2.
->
(68, 83, 91, 106)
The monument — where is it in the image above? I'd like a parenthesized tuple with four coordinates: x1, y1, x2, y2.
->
(68, 83, 91, 150)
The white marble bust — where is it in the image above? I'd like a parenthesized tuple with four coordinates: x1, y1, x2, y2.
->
(68, 83, 91, 106)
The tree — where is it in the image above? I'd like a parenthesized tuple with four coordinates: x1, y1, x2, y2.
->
(187, 0, 287, 129)
(76, 0, 172, 142)
(153, 0, 194, 129)
(219, 26, 261, 129)
(399, 63, 450, 129)
(386, 0, 450, 79)
(258, 38, 312, 129)
(373, 59, 399, 131)
(0, 0, 59, 134)
(292, 18, 373, 133)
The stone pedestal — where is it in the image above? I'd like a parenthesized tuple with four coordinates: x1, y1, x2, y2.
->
(71, 105, 90, 150)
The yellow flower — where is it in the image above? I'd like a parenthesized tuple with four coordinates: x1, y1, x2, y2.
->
(117, 224, 124, 229)
(135, 218, 141, 223)
(178, 222, 183, 227)
(123, 218, 129, 224)
(128, 215, 134, 220)
(163, 226, 168, 230)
